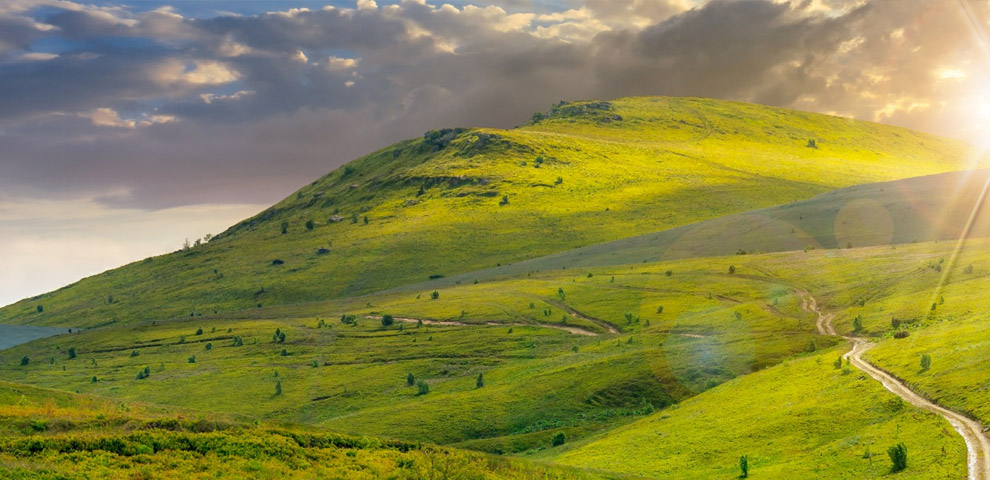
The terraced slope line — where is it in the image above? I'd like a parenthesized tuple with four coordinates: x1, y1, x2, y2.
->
(800, 291, 990, 480)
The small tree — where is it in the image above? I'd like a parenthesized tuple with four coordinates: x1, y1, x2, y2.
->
(558, 288, 566, 301)
(280, 349, 288, 357)
(68, 347, 76, 359)
(852, 316, 863, 333)
(37, 305, 43, 313)
(920, 353, 931, 371)
(407, 373, 415, 386)
(275, 379, 282, 396)
(280, 221, 289, 234)
(728, 265, 736, 274)
(20, 356, 29, 366)
(431, 290, 440, 300)
(888, 443, 907, 473)
(279, 332, 286, 343)
(195, 327, 203, 335)
(656, 305, 664, 314)
(551, 432, 566, 447)
(91, 376, 98, 383)
(233, 336, 243, 347)
(205, 343, 212, 350)
(382, 314, 395, 327)
(740, 455, 749, 478)
(305, 220, 315, 231)
(188, 355, 196, 363)
(476, 372, 485, 389)
(834, 356, 843, 369)
(417, 380, 430, 395)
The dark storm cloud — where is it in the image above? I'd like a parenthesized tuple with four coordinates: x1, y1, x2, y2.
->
(1, 0, 987, 209)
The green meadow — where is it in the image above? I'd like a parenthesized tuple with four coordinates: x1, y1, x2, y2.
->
(3, 97, 990, 478)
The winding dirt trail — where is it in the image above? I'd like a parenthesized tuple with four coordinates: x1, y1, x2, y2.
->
(799, 291, 990, 480)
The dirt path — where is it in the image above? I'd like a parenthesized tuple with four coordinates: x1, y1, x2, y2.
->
(798, 291, 990, 480)
(362, 315, 599, 336)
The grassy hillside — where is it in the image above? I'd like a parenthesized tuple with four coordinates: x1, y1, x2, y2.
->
(404, 169, 990, 291)
(0, 261, 827, 449)
(2, 97, 976, 328)
(549, 348, 966, 479)
(0, 381, 616, 480)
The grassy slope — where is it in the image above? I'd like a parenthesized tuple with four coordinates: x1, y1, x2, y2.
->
(405, 169, 990, 292)
(0, 381, 617, 480)
(549, 348, 966, 479)
(1, 97, 975, 328)
(0, 252, 837, 452)
(1, 237, 986, 477)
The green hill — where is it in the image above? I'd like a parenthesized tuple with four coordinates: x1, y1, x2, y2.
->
(1, 97, 976, 328)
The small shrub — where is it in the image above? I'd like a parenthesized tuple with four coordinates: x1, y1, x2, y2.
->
(964, 264, 974, 274)
(551, 432, 566, 447)
(891, 318, 901, 329)
(305, 220, 314, 230)
(205, 343, 212, 350)
(893, 331, 909, 339)
(271, 259, 284, 266)
(430, 290, 440, 300)
(280, 349, 288, 357)
(476, 372, 485, 388)
(888, 443, 907, 472)
(280, 221, 288, 234)
(382, 314, 395, 327)
(728, 265, 736, 274)
(20, 356, 29, 366)
(834, 356, 843, 369)
(852, 316, 863, 333)
(275, 380, 282, 396)
(130, 350, 140, 358)
(91, 376, 97, 383)
(920, 353, 931, 371)
(416, 380, 430, 395)
(499, 195, 509, 206)
(407, 373, 415, 386)
(233, 336, 244, 347)
(656, 305, 664, 314)
(195, 328, 203, 336)
(740, 454, 749, 478)
(68, 347, 76, 359)
(188, 356, 196, 363)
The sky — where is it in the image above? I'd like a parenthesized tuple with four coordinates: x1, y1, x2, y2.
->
(2, 0, 990, 308)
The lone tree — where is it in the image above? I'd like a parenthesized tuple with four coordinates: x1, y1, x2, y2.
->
(551, 432, 566, 447)
(275, 379, 282, 396)
(407, 373, 415, 386)
(834, 356, 843, 369)
(476, 372, 485, 389)
(305, 220, 315, 230)
(416, 380, 430, 396)
(382, 314, 395, 327)
(740, 455, 749, 478)
(920, 353, 932, 372)
(37, 305, 43, 313)
(20, 356, 29, 366)
(888, 443, 907, 473)
(728, 265, 736, 274)
(852, 315, 863, 333)
(68, 347, 76, 359)
(280, 221, 289, 234)
(431, 290, 440, 300)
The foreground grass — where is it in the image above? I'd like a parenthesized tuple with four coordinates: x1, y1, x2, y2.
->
(2, 97, 976, 328)
(0, 381, 618, 480)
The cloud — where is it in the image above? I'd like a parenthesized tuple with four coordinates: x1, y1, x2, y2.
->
(1, 0, 989, 210)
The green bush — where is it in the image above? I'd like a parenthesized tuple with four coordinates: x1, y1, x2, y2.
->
(551, 432, 566, 447)
(407, 373, 415, 386)
(888, 443, 907, 472)
(20, 356, 29, 366)
(430, 291, 440, 300)
(382, 314, 395, 327)
(68, 347, 76, 359)
(416, 380, 429, 396)
(476, 373, 484, 389)
(920, 353, 931, 371)
(740, 454, 749, 478)
(188, 356, 196, 364)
